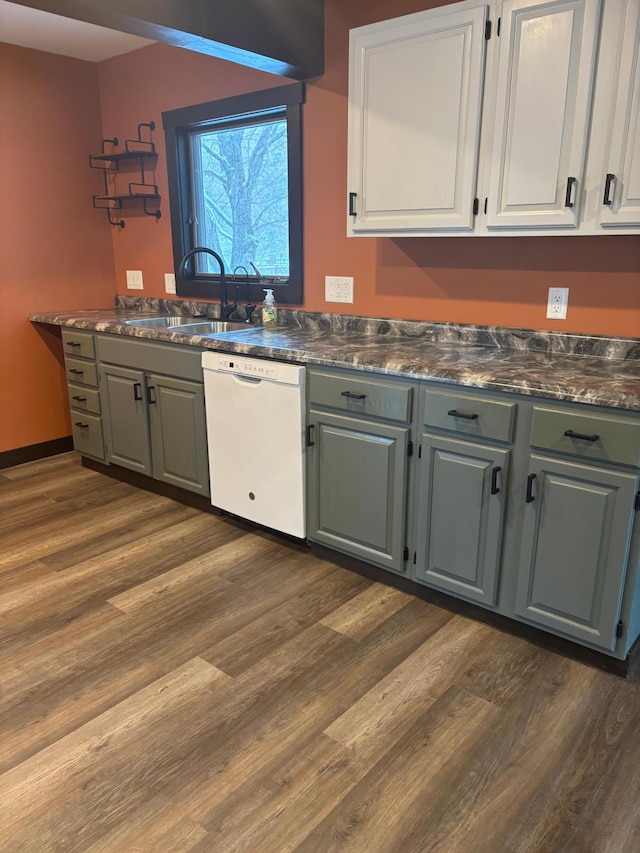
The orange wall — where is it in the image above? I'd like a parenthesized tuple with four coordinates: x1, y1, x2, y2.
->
(98, 0, 640, 338)
(0, 44, 116, 454)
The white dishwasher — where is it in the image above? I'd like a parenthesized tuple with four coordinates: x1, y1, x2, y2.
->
(201, 352, 306, 537)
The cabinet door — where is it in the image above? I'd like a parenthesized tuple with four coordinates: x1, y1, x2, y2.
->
(596, 0, 640, 227)
(307, 410, 410, 573)
(515, 455, 638, 650)
(101, 364, 151, 475)
(486, 0, 601, 229)
(147, 373, 209, 497)
(347, 2, 488, 235)
(415, 434, 510, 606)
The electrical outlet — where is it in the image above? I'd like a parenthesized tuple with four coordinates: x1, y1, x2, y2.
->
(546, 286, 569, 320)
(164, 273, 176, 294)
(325, 276, 354, 303)
(126, 270, 144, 290)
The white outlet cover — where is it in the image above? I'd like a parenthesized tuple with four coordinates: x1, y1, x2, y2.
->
(126, 270, 144, 290)
(546, 287, 569, 320)
(325, 275, 354, 303)
(164, 273, 176, 294)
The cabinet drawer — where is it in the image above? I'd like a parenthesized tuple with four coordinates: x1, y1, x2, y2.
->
(71, 412, 104, 460)
(62, 329, 95, 360)
(68, 383, 101, 415)
(422, 388, 516, 443)
(530, 406, 640, 468)
(308, 370, 412, 423)
(65, 357, 98, 388)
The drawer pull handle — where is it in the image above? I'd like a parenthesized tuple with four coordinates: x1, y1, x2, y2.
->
(603, 173, 615, 206)
(490, 466, 501, 495)
(448, 409, 478, 420)
(341, 391, 366, 400)
(72, 395, 87, 403)
(74, 422, 89, 429)
(306, 424, 315, 447)
(133, 382, 143, 401)
(564, 429, 599, 443)
(66, 341, 81, 348)
(147, 385, 157, 405)
(526, 473, 536, 503)
(69, 369, 84, 376)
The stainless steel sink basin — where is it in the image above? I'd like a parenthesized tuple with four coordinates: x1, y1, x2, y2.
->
(175, 320, 255, 334)
(124, 316, 203, 328)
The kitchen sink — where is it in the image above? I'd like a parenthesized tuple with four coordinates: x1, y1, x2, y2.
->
(175, 320, 255, 334)
(124, 316, 205, 328)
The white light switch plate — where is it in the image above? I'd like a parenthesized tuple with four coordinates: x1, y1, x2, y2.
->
(325, 276, 354, 303)
(126, 270, 144, 290)
(164, 273, 176, 294)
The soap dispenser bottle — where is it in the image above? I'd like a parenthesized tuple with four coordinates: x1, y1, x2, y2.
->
(262, 288, 277, 326)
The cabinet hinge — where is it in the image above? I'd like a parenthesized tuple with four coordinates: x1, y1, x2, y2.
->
(616, 620, 624, 639)
(497, 17, 501, 36)
(418, 444, 422, 459)
(407, 440, 413, 457)
(473, 197, 479, 215)
(635, 491, 640, 511)
(485, 19, 492, 39)
(403, 546, 409, 562)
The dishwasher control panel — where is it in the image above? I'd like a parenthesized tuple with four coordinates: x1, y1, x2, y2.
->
(217, 356, 279, 380)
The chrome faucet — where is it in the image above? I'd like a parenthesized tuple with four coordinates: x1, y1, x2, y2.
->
(177, 247, 236, 320)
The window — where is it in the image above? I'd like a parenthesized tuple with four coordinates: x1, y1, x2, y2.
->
(163, 83, 304, 304)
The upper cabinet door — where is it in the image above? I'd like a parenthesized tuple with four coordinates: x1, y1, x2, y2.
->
(486, 0, 601, 230)
(347, 2, 488, 235)
(596, 0, 640, 227)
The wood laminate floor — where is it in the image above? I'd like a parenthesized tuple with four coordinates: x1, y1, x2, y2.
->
(1, 453, 640, 852)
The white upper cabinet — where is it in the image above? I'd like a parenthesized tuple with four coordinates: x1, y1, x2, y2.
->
(347, 1, 489, 235)
(485, 0, 601, 230)
(347, 0, 640, 236)
(585, 0, 640, 229)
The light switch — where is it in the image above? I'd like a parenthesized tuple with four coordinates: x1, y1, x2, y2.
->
(126, 270, 144, 290)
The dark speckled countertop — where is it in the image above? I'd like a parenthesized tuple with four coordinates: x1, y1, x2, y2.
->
(30, 300, 640, 411)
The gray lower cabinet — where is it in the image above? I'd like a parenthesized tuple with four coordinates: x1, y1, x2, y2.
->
(101, 364, 151, 475)
(412, 385, 515, 606)
(97, 336, 209, 498)
(147, 372, 208, 495)
(513, 403, 640, 651)
(414, 433, 510, 606)
(306, 367, 414, 573)
(62, 329, 105, 461)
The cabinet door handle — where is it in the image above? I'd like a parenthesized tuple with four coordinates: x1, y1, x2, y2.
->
(603, 173, 615, 206)
(526, 473, 536, 503)
(564, 429, 599, 443)
(65, 341, 81, 348)
(147, 385, 156, 404)
(447, 408, 478, 420)
(72, 395, 87, 403)
(74, 421, 89, 429)
(490, 466, 501, 495)
(348, 192, 357, 216)
(305, 424, 315, 447)
(133, 382, 143, 401)
(564, 176, 577, 208)
(341, 391, 366, 400)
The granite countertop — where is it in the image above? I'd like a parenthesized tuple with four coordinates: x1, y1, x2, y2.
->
(30, 305, 640, 411)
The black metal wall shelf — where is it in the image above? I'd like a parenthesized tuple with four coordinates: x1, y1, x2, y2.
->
(89, 121, 161, 229)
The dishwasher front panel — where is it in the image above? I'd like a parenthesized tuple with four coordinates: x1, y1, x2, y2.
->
(202, 353, 306, 538)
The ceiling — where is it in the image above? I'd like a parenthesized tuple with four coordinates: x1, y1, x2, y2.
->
(0, 0, 155, 61)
